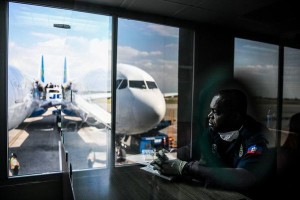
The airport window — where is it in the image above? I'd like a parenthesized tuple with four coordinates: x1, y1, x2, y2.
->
(234, 38, 279, 131)
(8, 2, 111, 176)
(146, 81, 158, 89)
(282, 47, 300, 145)
(129, 80, 147, 89)
(116, 19, 179, 166)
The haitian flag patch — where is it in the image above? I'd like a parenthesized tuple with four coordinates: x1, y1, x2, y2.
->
(246, 145, 262, 155)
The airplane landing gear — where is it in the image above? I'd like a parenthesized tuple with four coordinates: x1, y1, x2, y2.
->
(116, 146, 126, 163)
(115, 135, 126, 163)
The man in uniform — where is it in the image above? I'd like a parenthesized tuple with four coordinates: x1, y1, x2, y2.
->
(151, 89, 275, 198)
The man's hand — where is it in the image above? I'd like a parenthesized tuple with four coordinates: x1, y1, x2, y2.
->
(150, 149, 187, 175)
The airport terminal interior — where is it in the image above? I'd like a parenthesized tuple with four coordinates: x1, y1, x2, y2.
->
(1, 0, 300, 199)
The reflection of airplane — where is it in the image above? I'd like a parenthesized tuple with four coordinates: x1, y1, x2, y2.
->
(8, 55, 62, 130)
(62, 63, 175, 155)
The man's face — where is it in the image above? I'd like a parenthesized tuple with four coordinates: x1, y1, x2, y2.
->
(208, 95, 237, 133)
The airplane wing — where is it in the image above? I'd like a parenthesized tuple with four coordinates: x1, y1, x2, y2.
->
(80, 92, 111, 100)
(65, 93, 111, 129)
(163, 92, 178, 98)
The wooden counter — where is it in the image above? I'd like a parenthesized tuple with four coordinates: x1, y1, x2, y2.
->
(72, 165, 251, 200)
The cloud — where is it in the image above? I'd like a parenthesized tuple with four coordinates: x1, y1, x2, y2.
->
(147, 24, 179, 38)
(165, 43, 178, 48)
(118, 46, 162, 62)
(9, 35, 111, 84)
(31, 32, 60, 40)
(243, 44, 278, 53)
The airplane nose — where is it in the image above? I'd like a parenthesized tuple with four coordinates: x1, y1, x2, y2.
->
(132, 90, 166, 132)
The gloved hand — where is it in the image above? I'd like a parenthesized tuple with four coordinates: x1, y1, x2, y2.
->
(150, 149, 187, 175)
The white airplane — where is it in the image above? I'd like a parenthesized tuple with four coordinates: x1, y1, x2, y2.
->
(62, 63, 169, 136)
(8, 56, 63, 131)
(8, 65, 37, 130)
(61, 63, 175, 160)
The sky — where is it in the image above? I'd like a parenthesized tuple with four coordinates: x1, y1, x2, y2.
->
(11, 3, 299, 99)
(8, 2, 179, 93)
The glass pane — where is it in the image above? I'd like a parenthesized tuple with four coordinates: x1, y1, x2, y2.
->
(116, 19, 179, 165)
(282, 47, 300, 146)
(8, 2, 111, 176)
(234, 38, 278, 147)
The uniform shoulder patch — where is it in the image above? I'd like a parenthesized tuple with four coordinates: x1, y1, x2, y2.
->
(246, 145, 262, 155)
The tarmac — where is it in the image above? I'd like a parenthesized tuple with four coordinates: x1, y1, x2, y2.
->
(8, 108, 109, 176)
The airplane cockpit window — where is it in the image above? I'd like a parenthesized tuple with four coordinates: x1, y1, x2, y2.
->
(146, 81, 157, 89)
(118, 79, 128, 89)
(129, 80, 147, 89)
(116, 79, 122, 89)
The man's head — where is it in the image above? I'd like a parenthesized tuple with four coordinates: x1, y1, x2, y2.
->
(208, 89, 247, 133)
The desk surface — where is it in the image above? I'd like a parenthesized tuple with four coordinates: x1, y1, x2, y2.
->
(72, 165, 251, 200)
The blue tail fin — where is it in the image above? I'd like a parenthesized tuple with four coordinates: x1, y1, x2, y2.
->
(40, 55, 45, 83)
(63, 57, 67, 83)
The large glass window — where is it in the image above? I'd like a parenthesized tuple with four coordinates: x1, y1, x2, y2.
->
(116, 19, 179, 165)
(234, 38, 279, 146)
(282, 47, 300, 145)
(8, 2, 111, 176)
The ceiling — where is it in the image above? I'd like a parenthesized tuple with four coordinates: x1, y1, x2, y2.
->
(74, 0, 300, 44)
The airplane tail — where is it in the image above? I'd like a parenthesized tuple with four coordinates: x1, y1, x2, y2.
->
(40, 55, 45, 83)
(63, 57, 68, 83)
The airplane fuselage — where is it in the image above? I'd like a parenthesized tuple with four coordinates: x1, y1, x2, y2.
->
(65, 64, 166, 136)
(8, 66, 36, 130)
(115, 64, 166, 135)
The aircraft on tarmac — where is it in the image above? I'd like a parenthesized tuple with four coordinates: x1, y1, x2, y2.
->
(61, 63, 175, 156)
(62, 63, 169, 135)
(8, 55, 175, 156)
(8, 55, 62, 130)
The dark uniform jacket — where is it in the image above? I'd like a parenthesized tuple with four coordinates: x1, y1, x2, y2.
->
(183, 115, 274, 191)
